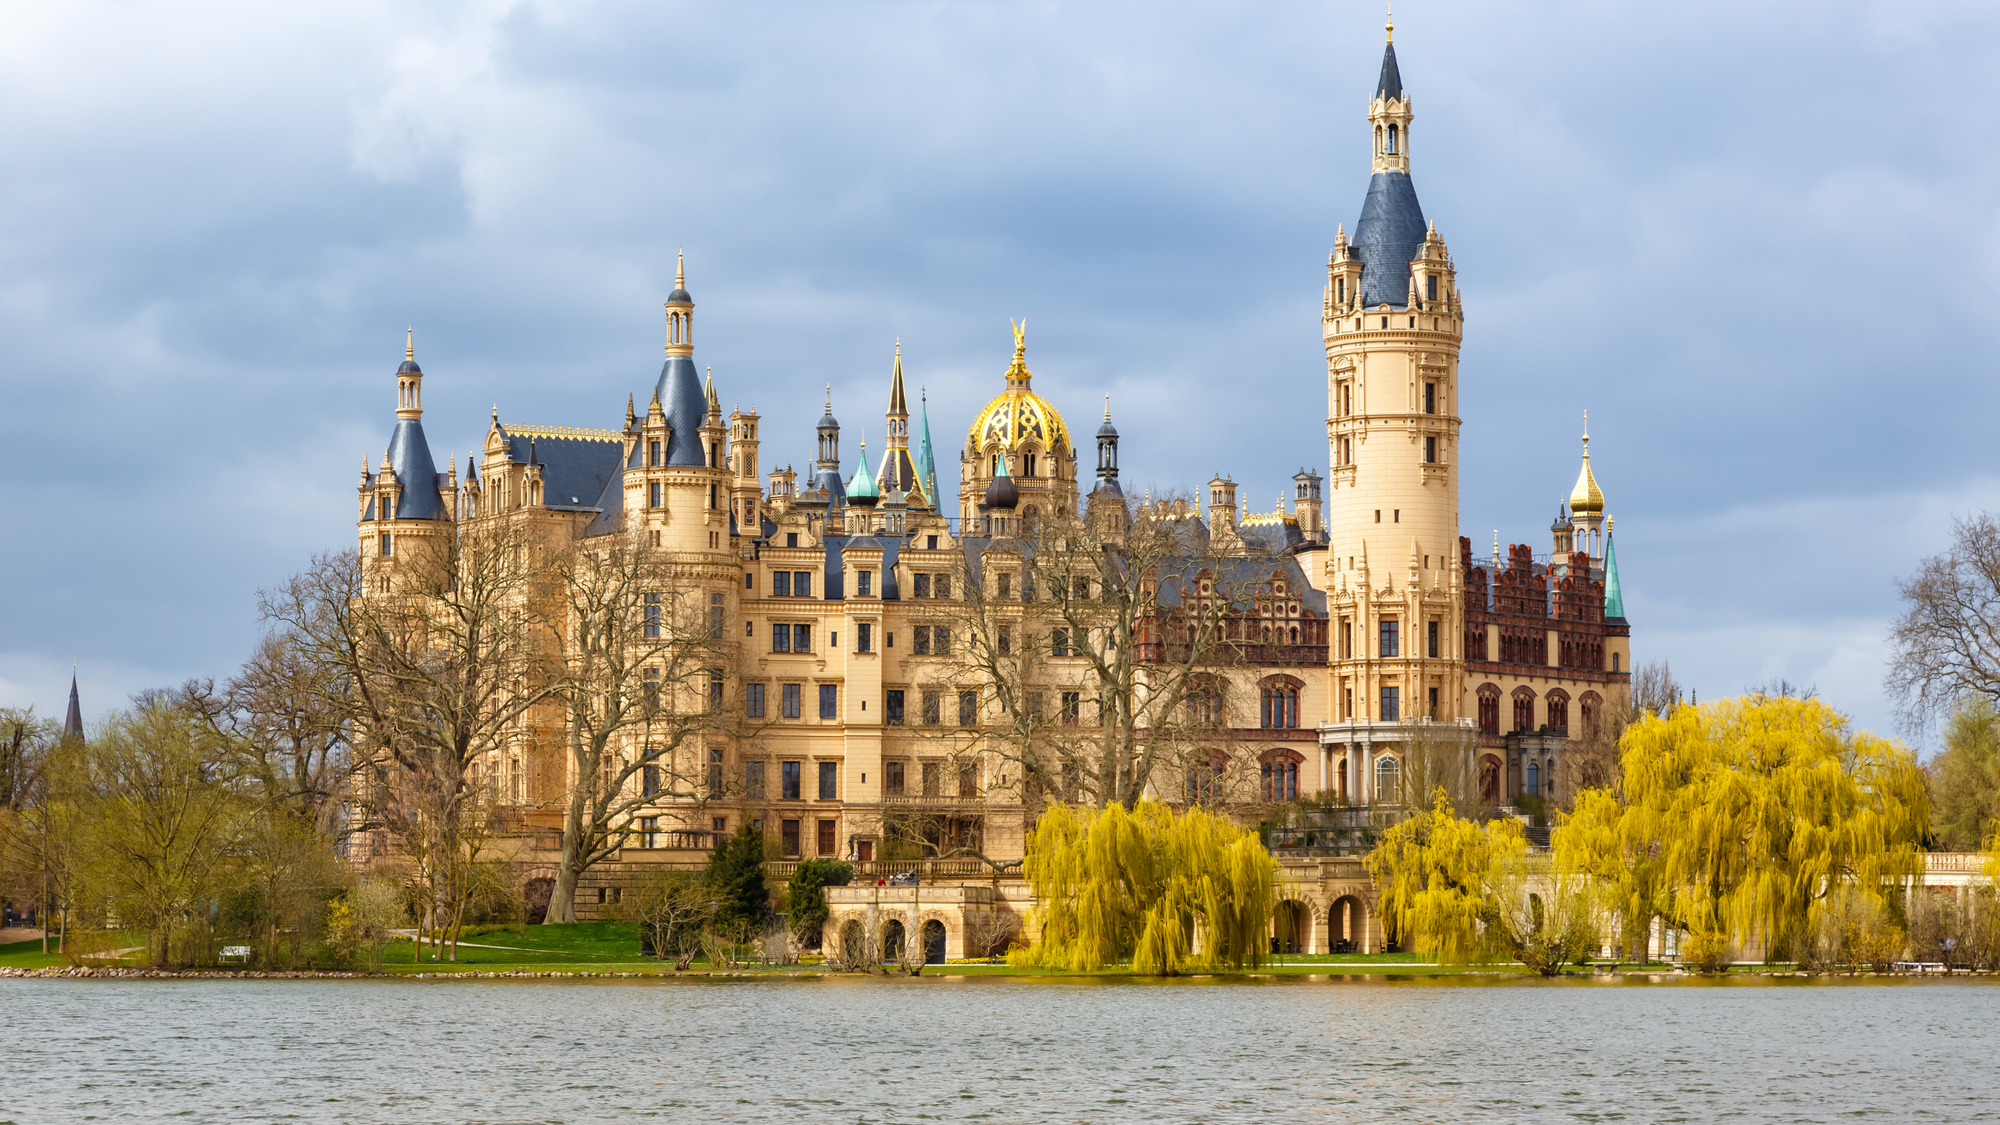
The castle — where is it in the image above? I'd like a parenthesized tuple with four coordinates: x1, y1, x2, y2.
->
(350, 26, 1632, 951)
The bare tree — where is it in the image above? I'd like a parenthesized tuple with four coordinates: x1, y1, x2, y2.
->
(1628, 659, 1681, 723)
(1392, 718, 1481, 819)
(933, 494, 1251, 813)
(0, 709, 62, 951)
(631, 867, 712, 969)
(1889, 514, 2000, 729)
(541, 533, 730, 923)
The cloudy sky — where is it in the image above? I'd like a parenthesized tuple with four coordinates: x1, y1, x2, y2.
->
(3, 0, 1995, 746)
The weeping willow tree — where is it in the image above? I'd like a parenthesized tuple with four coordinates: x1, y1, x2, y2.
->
(1569, 694, 1927, 964)
(1009, 801, 1274, 974)
(1365, 790, 1524, 963)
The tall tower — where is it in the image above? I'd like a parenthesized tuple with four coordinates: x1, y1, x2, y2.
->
(1321, 20, 1468, 758)
(875, 343, 927, 508)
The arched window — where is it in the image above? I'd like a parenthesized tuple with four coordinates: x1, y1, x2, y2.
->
(1546, 690, 1570, 733)
(1580, 691, 1602, 737)
(1387, 123, 1399, 154)
(1261, 677, 1302, 729)
(1526, 761, 1540, 796)
(1260, 749, 1303, 802)
(1478, 756, 1502, 802)
(1375, 756, 1401, 805)
(1477, 684, 1501, 735)
(1512, 688, 1536, 733)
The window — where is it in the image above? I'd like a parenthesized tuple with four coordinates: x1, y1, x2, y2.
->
(773, 571, 791, 597)
(932, 627, 950, 656)
(922, 691, 942, 726)
(1379, 619, 1399, 657)
(1477, 688, 1500, 735)
(913, 573, 930, 599)
(1380, 685, 1400, 721)
(710, 593, 724, 638)
(1394, 509, 1400, 522)
(1547, 692, 1569, 732)
(642, 765, 661, 798)
(709, 671, 723, 711)
(913, 626, 930, 656)
(782, 683, 802, 719)
(643, 667, 660, 715)
(744, 761, 766, 800)
(1514, 692, 1535, 733)
(819, 684, 837, 719)
(997, 572, 1011, 599)
(959, 761, 978, 798)
(1185, 760, 1222, 805)
(1428, 686, 1439, 718)
(1261, 684, 1299, 729)
(644, 592, 661, 638)
(1051, 628, 1072, 657)
(857, 569, 872, 596)
(771, 623, 790, 652)
(958, 691, 978, 727)
(649, 482, 662, 509)
(641, 815, 658, 849)
(1060, 692, 1081, 725)
(781, 818, 800, 856)
(997, 625, 1012, 655)
(793, 571, 813, 597)
(712, 815, 727, 835)
(1073, 577, 1091, 601)
(746, 683, 765, 718)
(934, 574, 951, 599)
(793, 624, 811, 652)
(1028, 692, 1045, 722)
(885, 690, 906, 726)
(1427, 620, 1439, 659)
(818, 761, 837, 800)
(1376, 756, 1400, 803)
(1526, 762, 1540, 797)
(782, 761, 801, 800)
(1426, 275, 1437, 302)
(745, 573, 753, 589)
(708, 747, 723, 797)
(886, 760, 906, 795)
(1424, 436, 1437, 463)
(1374, 510, 1381, 523)
(1262, 760, 1298, 802)
(380, 533, 393, 556)
(1023, 453, 1036, 477)
(786, 532, 798, 548)
(1387, 123, 1399, 153)
(857, 623, 873, 653)
(1339, 619, 1352, 660)
(648, 440, 661, 467)
(817, 819, 836, 856)
(921, 761, 942, 796)
(1612, 652, 1621, 672)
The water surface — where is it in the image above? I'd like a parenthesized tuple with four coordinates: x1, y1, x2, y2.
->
(5, 975, 1995, 1123)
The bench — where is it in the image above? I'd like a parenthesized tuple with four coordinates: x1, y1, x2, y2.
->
(1892, 961, 1946, 974)
(220, 945, 252, 964)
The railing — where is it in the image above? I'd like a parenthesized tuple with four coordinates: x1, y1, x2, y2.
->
(1925, 852, 1989, 873)
(761, 858, 1003, 881)
(882, 793, 987, 808)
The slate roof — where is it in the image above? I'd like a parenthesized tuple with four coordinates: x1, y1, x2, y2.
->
(654, 355, 709, 467)
(385, 419, 444, 519)
(1377, 42, 1404, 100)
(502, 433, 624, 513)
(1353, 172, 1427, 309)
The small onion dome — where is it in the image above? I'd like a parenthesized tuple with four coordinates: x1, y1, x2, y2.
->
(397, 358, 422, 375)
(983, 456, 1019, 510)
(1569, 438, 1605, 515)
(1097, 417, 1118, 439)
(847, 442, 881, 508)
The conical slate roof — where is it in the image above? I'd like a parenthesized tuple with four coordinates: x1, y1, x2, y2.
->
(64, 673, 83, 742)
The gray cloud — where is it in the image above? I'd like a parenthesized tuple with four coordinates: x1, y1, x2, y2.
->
(3, 0, 1997, 744)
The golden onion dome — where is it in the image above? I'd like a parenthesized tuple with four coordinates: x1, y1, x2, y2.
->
(1569, 431, 1605, 514)
(966, 322, 1070, 457)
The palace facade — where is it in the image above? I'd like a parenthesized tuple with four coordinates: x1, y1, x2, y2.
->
(351, 29, 1632, 948)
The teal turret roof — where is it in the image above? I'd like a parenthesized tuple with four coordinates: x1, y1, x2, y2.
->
(1603, 531, 1626, 621)
(913, 391, 939, 508)
(848, 438, 881, 507)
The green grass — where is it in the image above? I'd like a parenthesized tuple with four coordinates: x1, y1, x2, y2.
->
(0, 933, 149, 971)
(378, 921, 652, 969)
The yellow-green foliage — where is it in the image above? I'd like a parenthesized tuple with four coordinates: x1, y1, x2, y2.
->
(1367, 791, 1524, 962)
(1009, 801, 1275, 974)
(1583, 695, 1927, 960)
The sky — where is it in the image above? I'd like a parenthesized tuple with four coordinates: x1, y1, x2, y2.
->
(3, 0, 1997, 749)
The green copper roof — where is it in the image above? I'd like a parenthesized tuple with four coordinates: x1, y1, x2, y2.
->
(848, 439, 880, 500)
(914, 395, 938, 507)
(1603, 532, 1625, 620)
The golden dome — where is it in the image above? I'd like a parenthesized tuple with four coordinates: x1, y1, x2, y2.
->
(1569, 430, 1604, 514)
(966, 321, 1070, 456)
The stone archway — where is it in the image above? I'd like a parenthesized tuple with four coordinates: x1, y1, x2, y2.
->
(922, 919, 947, 964)
(1273, 899, 1312, 955)
(1330, 894, 1370, 954)
(882, 919, 906, 963)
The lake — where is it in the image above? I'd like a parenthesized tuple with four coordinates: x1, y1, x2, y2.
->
(3, 975, 1994, 1122)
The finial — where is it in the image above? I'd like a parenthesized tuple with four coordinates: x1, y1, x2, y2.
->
(1386, 0, 1393, 43)
(1104, 394, 1111, 422)
(676, 248, 685, 289)
(491, 403, 498, 420)
(1608, 516, 1614, 534)
(406, 326, 414, 361)
(1011, 319, 1026, 355)
(1582, 409, 1590, 453)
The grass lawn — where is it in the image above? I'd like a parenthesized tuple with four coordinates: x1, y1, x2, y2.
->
(376, 921, 654, 970)
(1, 934, 149, 971)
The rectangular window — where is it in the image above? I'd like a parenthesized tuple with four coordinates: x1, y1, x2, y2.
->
(1427, 275, 1438, 302)
(786, 532, 798, 548)
(642, 765, 660, 798)
(857, 622, 873, 653)
(773, 571, 791, 597)
(998, 625, 1012, 656)
(709, 671, 723, 711)
(1379, 619, 1399, 657)
(819, 684, 837, 718)
(913, 626, 931, 655)
(781, 818, 800, 856)
(648, 482, 662, 509)
(959, 761, 978, 798)
(818, 761, 837, 800)
(1424, 436, 1437, 463)
(648, 440, 661, 467)
(708, 747, 723, 798)
(781, 760, 801, 800)
(782, 683, 802, 719)
(1427, 620, 1439, 659)
(746, 683, 765, 718)
(1051, 628, 1071, 657)
(710, 593, 724, 638)
(744, 761, 766, 800)
(921, 761, 941, 797)
(934, 574, 951, 599)
(643, 668, 660, 715)
(794, 571, 813, 597)
(958, 691, 978, 727)
(641, 815, 658, 849)
(644, 592, 661, 638)
(771, 623, 790, 652)
(817, 818, 836, 856)
(857, 569, 872, 596)
(886, 760, 906, 795)
(1424, 381, 1436, 413)
(885, 689, 906, 726)
(1380, 686, 1400, 722)
(933, 627, 951, 656)
(1428, 686, 1439, 718)
(922, 690, 942, 726)
(793, 624, 811, 652)
(1339, 619, 1351, 660)
(380, 533, 393, 556)
(746, 573, 754, 589)
(1060, 692, 1081, 726)
(913, 573, 931, 599)
(926, 535, 938, 550)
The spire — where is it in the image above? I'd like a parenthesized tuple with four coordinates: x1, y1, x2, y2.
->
(63, 669, 83, 743)
(888, 341, 908, 415)
(1005, 319, 1031, 389)
(1603, 521, 1626, 621)
(913, 388, 938, 508)
(405, 326, 414, 361)
(705, 367, 721, 416)
(675, 248, 685, 291)
(1569, 413, 1605, 514)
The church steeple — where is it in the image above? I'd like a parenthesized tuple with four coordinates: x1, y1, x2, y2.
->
(63, 669, 84, 744)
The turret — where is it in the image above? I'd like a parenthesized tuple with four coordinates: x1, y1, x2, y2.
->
(1292, 467, 1323, 538)
(652, 254, 708, 467)
(1569, 414, 1607, 561)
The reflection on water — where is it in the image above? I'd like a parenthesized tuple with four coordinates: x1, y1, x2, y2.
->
(5, 976, 1996, 1123)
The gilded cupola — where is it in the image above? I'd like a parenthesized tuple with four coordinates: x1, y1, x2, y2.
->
(1569, 426, 1604, 515)
(967, 321, 1070, 458)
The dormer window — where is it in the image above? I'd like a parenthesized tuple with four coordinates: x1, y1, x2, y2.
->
(649, 441, 661, 467)
(1336, 278, 1345, 303)
(1426, 275, 1437, 301)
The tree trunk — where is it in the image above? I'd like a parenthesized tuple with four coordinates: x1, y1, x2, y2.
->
(544, 795, 587, 925)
